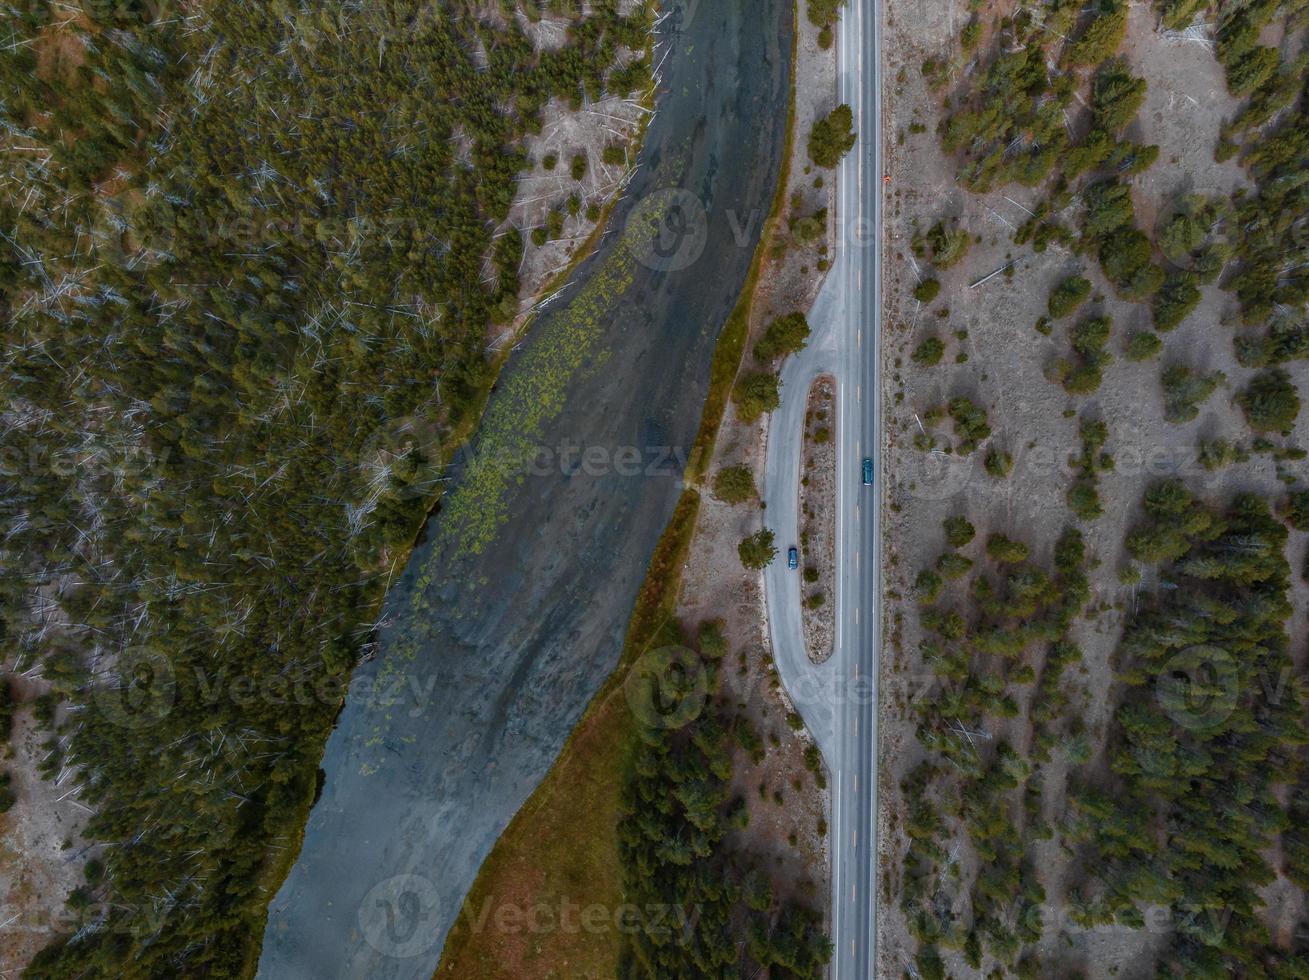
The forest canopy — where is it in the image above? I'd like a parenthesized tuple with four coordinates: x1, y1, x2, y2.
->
(1, 1, 653, 974)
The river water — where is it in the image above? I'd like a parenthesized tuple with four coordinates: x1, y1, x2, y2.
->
(257, 2, 792, 976)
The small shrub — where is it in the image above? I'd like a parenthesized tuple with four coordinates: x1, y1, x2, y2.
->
(1048, 276, 1091, 318)
(789, 208, 827, 246)
(733, 372, 781, 422)
(947, 397, 991, 454)
(960, 18, 981, 50)
(1162, 364, 1225, 424)
(713, 465, 756, 504)
(943, 515, 975, 548)
(984, 448, 1013, 479)
(807, 0, 845, 28)
(738, 529, 778, 570)
(1125, 331, 1162, 362)
(1070, 316, 1111, 356)
(913, 278, 941, 303)
(1238, 368, 1300, 433)
(986, 534, 1029, 564)
(808, 104, 857, 167)
(1281, 491, 1309, 531)
(1067, 480, 1104, 520)
(915, 219, 971, 269)
(755, 312, 811, 361)
(915, 568, 943, 603)
(1152, 274, 1202, 332)
(937, 551, 974, 580)
(1198, 438, 1242, 471)
(911, 337, 945, 366)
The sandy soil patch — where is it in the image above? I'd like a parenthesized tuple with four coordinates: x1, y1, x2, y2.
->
(496, 89, 650, 337)
(0, 680, 94, 975)
(756, 2, 840, 319)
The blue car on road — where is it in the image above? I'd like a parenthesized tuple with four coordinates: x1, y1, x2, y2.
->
(862, 457, 874, 486)
(787, 546, 799, 569)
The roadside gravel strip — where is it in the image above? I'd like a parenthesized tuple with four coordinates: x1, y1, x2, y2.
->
(798, 376, 837, 663)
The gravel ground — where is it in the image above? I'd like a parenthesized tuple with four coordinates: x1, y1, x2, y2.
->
(799, 375, 837, 663)
(878, 2, 1309, 976)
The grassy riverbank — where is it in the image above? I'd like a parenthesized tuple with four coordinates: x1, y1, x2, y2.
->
(434, 490, 700, 979)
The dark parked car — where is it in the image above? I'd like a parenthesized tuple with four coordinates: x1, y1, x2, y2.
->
(787, 546, 799, 569)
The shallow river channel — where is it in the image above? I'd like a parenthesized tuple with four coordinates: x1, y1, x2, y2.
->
(258, 2, 794, 976)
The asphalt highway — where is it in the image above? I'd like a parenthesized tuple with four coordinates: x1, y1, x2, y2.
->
(761, 0, 880, 975)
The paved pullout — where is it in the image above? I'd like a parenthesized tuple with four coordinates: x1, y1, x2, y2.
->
(256, 2, 794, 978)
(762, 0, 881, 976)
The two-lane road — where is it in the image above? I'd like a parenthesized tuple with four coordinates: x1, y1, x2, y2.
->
(762, 0, 880, 976)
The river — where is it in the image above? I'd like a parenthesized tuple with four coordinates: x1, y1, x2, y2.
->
(257, 1, 793, 976)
